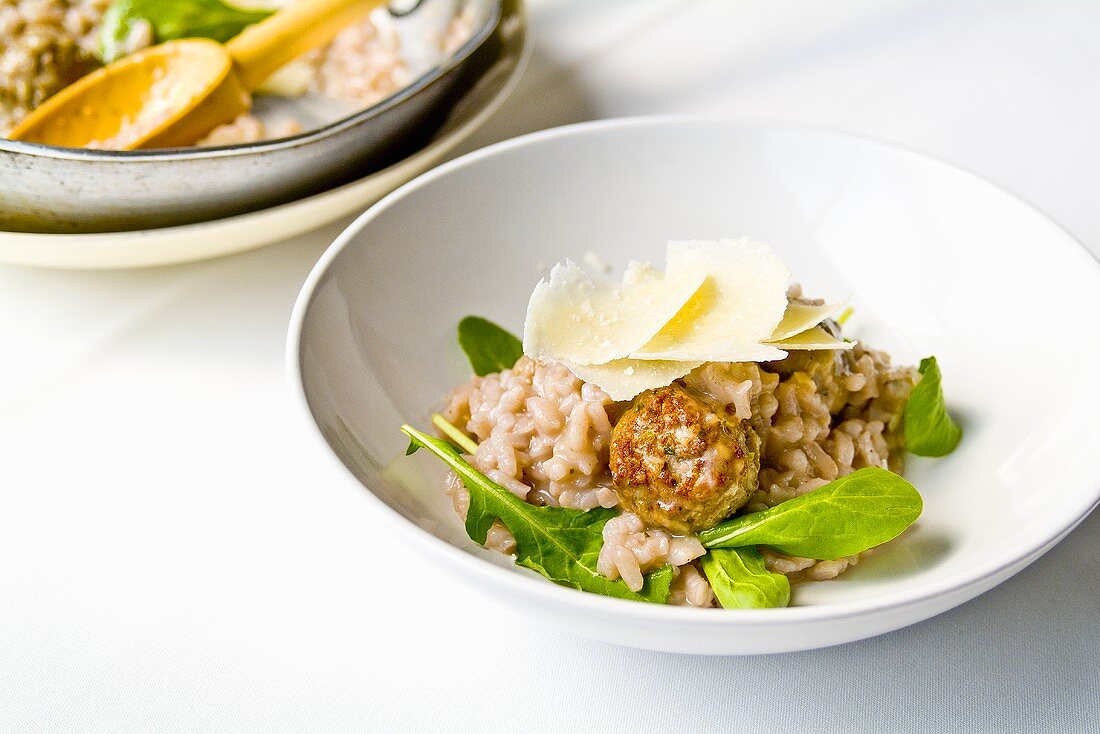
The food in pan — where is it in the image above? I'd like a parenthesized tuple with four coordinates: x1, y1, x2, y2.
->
(0, 0, 479, 145)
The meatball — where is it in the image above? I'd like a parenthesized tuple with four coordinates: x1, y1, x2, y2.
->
(609, 384, 761, 534)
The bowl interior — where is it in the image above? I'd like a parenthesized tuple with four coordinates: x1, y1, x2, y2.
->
(294, 119, 1100, 613)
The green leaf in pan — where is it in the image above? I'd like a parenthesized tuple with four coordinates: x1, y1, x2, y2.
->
(700, 547, 791, 609)
(99, 0, 274, 63)
(904, 356, 963, 457)
(457, 316, 525, 376)
(402, 425, 673, 604)
(698, 467, 922, 559)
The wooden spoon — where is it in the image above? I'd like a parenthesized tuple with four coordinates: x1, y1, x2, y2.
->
(9, 0, 385, 150)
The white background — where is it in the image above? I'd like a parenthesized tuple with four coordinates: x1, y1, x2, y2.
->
(2, 1, 1098, 731)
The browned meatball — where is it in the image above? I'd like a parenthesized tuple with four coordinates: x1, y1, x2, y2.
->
(609, 384, 760, 534)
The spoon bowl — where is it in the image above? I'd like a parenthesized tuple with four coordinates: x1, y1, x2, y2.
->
(11, 40, 247, 150)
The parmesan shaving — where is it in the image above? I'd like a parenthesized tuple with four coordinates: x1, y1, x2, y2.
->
(622, 260, 659, 285)
(770, 301, 846, 342)
(630, 239, 790, 362)
(767, 326, 855, 351)
(522, 260, 704, 366)
(520, 238, 855, 401)
(564, 359, 703, 402)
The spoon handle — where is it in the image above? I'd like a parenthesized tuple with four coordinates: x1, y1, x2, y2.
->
(227, 0, 388, 90)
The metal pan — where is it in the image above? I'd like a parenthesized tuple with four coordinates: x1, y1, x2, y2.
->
(0, 0, 501, 234)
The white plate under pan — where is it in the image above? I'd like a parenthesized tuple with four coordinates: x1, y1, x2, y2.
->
(289, 117, 1100, 654)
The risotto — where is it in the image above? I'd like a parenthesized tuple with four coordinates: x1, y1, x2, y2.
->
(404, 239, 961, 608)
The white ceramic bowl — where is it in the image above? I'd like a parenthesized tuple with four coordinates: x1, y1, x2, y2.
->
(288, 117, 1100, 654)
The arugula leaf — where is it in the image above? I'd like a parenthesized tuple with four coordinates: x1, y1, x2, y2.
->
(904, 356, 962, 457)
(403, 424, 673, 603)
(457, 316, 524, 376)
(99, 0, 273, 63)
(698, 467, 922, 559)
(700, 548, 791, 609)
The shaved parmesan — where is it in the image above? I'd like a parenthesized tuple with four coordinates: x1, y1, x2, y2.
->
(770, 301, 846, 341)
(523, 260, 704, 366)
(622, 260, 659, 285)
(565, 359, 703, 402)
(630, 239, 790, 362)
(768, 326, 855, 351)
(520, 238, 856, 401)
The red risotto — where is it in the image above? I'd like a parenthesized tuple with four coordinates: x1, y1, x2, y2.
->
(404, 239, 959, 609)
(441, 317, 916, 607)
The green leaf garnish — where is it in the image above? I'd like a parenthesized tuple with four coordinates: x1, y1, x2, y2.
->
(698, 467, 922, 559)
(904, 356, 962, 457)
(457, 316, 524, 377)
(700, 547, 791, 609)
(99, 0, 273, 63)
(402, 424, 673, 603)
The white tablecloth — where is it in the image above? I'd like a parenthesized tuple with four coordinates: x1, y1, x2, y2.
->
(2, 1, 1098, 731)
